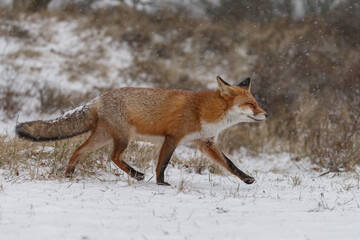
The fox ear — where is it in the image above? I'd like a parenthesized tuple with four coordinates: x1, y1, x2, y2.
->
(238, 77, 251, 91)
(217, 76, 235, 97)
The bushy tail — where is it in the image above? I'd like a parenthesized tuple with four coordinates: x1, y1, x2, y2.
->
(16, 103, 97, 142)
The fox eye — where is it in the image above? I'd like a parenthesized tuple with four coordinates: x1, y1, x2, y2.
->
(246, 103, 255, 108)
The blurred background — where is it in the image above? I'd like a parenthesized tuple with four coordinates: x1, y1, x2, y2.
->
(0, 0, 359, 172)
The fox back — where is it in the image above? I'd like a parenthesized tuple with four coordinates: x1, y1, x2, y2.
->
(96, 78, 267, 142)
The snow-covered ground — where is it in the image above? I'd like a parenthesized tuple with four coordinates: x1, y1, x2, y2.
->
(1, 152, 359, 240)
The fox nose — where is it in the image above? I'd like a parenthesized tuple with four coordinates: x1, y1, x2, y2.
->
(265, 113, 269, 119)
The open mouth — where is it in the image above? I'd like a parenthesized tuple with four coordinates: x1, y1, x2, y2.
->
(248, 116, 263, 122)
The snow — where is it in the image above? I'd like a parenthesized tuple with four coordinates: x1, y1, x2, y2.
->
(1, 152, 359, 240)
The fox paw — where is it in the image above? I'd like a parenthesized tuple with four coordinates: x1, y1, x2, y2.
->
(157, 181, 171, 186)
(134, 172, 145, 181)
(65, 168, 75, 178)
(243, 177, 255, 184)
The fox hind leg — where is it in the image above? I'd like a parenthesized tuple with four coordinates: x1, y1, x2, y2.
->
(65, 124, 112, 177)
(111, 137, 145, 181)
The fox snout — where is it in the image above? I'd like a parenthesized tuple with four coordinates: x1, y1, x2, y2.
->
(258, 112, 269, 120)
(253, 104, 269, 121)
(249, 112, 268, 122)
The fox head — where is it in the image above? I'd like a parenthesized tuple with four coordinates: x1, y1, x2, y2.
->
(217, 76, 268, 123)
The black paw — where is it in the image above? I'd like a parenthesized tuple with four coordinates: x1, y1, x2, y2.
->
(134, 172, 145, 181)
(65, 167, 75, 178)
(243, 177, 255, 184)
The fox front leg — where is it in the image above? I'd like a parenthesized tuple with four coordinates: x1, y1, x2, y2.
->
(195, 138, 255, 184)
(156, 135, 179, 186)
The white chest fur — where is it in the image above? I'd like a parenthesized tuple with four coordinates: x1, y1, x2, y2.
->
(182, 105, 252, 142)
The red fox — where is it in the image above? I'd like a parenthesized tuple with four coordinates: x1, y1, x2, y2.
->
(16, 76, 268, 185)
